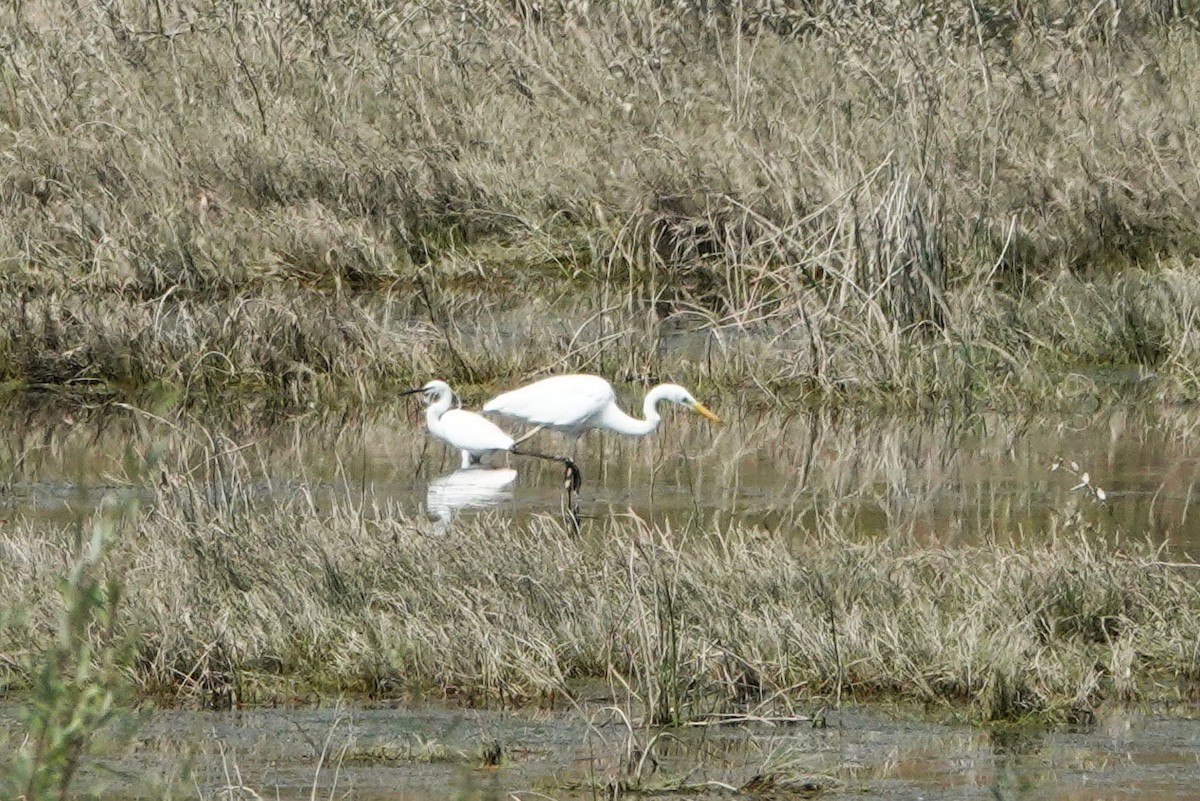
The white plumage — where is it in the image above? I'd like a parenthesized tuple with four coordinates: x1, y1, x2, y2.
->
(402, 379, 582, 489)
(403, 380, 514, 469)
(483, 373, 721, 448)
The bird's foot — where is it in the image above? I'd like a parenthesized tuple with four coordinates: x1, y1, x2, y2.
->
(563, 458, 583, 493)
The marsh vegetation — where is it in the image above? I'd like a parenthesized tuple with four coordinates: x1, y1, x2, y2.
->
(3, 405, 1200, 797)
(4, 0, 1200, 408)
(1, 405, 1198, 719)
(5, 0, 1200, 796)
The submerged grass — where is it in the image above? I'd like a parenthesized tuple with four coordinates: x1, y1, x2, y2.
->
(5, 2, 1200, 407)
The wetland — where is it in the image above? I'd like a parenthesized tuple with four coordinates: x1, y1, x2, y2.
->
(2, 396, 1200, 798)
(27, 700, 1200, 800)
(6, 0, 1200, 797)
(3, 397, 1200, 552)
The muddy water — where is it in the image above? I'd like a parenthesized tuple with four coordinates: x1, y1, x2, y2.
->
(2, 400, 1200, 553)
(52, 700, 1200, 799)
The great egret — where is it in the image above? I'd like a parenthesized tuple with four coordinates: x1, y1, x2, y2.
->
(401, 380, 581, 490)
(482, 374, 721, 453)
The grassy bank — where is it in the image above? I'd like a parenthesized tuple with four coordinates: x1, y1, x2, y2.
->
(4, 2, 1200, 407)
(1, 470, 1197, 726)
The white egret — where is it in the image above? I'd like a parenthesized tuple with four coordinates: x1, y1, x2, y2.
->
(401, 380, 581, 489)
(482, 374, 721, 454)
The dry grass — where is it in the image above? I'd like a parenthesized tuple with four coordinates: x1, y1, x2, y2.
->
(4, 2, 1200, 406)
(0, 432, 1197, 725)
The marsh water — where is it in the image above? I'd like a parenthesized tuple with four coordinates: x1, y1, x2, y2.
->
(4, 398, 1200, 553)
(3, 396, 1200, 797)
(40, 699, 1200, 799)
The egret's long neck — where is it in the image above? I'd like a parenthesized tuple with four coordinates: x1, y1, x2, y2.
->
(599, 386, 665, 436)
(425, 390, 454, 435)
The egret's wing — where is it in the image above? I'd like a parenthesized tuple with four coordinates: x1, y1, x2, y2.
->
(483, 374, 614, 428)
(437, 409, 515, 452)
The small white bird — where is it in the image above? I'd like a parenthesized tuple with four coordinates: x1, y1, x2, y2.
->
(402, 380, 581, 489)
(483, 374, 721, 455)
(402, 380, 511, 469)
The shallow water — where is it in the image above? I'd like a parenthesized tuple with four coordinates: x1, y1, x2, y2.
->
(2, 400, 1200, 553)
(45, 699, 1200, 799)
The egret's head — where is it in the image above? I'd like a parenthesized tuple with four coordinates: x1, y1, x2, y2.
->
(421, 379, 452, 397)
(401, 379, 455, 404)
(662, 384, 722, 424)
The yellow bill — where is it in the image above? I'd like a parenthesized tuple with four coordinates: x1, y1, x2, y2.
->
(691, 401, 722, 424)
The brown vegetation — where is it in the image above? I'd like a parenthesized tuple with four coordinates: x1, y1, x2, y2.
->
(1, 435, 1197, 725)
(2, 2, 1200, 407)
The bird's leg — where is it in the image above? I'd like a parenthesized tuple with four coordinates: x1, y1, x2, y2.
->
(563, 490, 581, 536)
(509, 447, 583, 493)
(511, 425, 545, 447)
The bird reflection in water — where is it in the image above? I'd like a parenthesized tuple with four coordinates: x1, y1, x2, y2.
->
(425, 467, 518, 531)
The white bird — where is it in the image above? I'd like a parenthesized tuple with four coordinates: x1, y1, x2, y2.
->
(401, 380, 581, 489)
(401, 380, 513, 468)
(483, 374, 721, 455)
